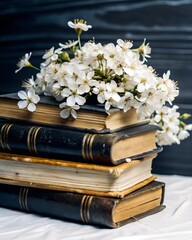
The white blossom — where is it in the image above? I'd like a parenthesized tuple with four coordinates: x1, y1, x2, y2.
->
(68, 20, 92, 32)
(116, 91, 134, 112)
(59, 102, 80, 119)
(17, 89, 40, 112)
(59, 40, 79, 49)
(137, 38, 151, 62)
(22, 76, 36, 89)
(93, 82, 107, 103)
(42, 47, 62, 66)
(15, 52, 32, 73)
(105, 80, 124, 102)
(152, 105, 192, 146)
(117, 39, 133, 50)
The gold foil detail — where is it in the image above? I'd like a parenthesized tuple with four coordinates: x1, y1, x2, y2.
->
(85, 134, 92, 160)
(82, 134, 96, 161)
(83, 196, 90, 223)
(19, 187, 29, 212)
(0, 124, 12, 151)
(80, 195, 93, 223)
(86, 196, 93, 223)
(80, 195, 87, 222)
(82, 134, 89, 160)
(32, 127, 41, 154)
(88, 135, 96, 161)
(27, 126, 41, 154)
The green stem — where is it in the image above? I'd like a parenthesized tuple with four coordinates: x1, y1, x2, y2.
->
(78, 34, 82, 49)
(31, 65, 40, 71)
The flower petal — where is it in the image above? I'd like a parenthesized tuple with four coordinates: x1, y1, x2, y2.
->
(28, 103, 36, 112)
(60, 109, 70, 119)
(71, 109, 77, 119)
(28, 89, 35, 98)
(59, 102, 67, 109)
(97, 94, 105, 103)
(68, 21, 75, 29)
(17, 100, 28, 109)
(51, 54, 58, 61)
(18, 91, 27, 100)
(75, 95, 86, 105)
(32, 94, 40, 104)
(105, 101, 111, 111)
(67, 96, 76, 106)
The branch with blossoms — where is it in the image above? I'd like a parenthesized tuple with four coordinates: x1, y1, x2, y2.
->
(15, 19, 192, 146)
(151, 105, 192, 146)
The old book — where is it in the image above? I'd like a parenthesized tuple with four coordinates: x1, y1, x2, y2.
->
(0, 181, 165, 228)
(0, 152, 159, 198)
(0, 121, 159, 165)
(0, 93, 149, 133)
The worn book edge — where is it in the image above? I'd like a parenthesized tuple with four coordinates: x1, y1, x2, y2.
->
(0, 151, 157, 177)
(0, 93, 149, 133)
(0, 175, 156, 198)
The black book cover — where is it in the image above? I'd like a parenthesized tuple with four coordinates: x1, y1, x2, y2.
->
(0, 181, 165, 228)
(0, 121, 160, 165)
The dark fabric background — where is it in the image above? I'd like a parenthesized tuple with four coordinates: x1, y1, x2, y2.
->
(0, 0, 192, 175)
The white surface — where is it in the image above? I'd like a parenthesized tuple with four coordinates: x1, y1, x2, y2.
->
(0, 175, 192, 240)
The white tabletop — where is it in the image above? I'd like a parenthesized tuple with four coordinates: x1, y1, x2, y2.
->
(0, 175, 192, 240)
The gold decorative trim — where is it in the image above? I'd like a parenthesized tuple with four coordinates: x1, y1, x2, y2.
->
(82, 134, 96, 161)
(88, 135, 96, 161)
(19, 187, 29, 212)
(0, 124, 6, 149)
(85, 134, 92, 160)
(82, 134, 89, 160)
(0, 124, 13, 151)
(27, 126, 36, 153)
(86, 196, 93, 223)
(32, 127, 41, 154)
(80, 195, 93, 223)
(80, 195, 87, 222)
(27, 126, 41, 154)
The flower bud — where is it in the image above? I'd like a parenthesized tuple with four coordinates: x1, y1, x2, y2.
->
(97, 54, 104, 60)
(60, 52, 70, 62)
(180, 113, 191, 120)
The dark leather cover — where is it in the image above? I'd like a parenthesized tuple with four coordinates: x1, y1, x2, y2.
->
(0, 93, 116, 113)
(0, 93, 149, 134)
(0, 181, 165, 228)
(0, 121, 159, 165)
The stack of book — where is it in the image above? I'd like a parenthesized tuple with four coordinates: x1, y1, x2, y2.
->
(0, 93, 165, 228)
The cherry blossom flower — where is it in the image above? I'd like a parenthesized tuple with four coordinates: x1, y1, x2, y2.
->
(15, 52, 32, 73)
(59, 102, 80, 119)
(22, 76, 36, 89)
(105, 80, 124, 102)
(68, 19, 92, 32)
(59, 40, 79, 49)
(17, 89, 40, 112)
(152, 105, 192, 145)
(117, 92, 134, 112)
(92, 82, 107, 104)
(42, 47, 62, 66)
(137, 38, 151, 62)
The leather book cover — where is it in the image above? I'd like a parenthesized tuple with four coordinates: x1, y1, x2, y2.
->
(0, 152, 158, 198)
(0, 121, 159, 165)
(0, 93, 149, 133)
(0, 181, 165, 228)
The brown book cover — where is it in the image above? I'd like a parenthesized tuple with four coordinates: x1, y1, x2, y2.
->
(0, 120, 161, 165)
(0, 93, 149, 133)
(0, 181, 166, 228)
(0, 152, 158, 198)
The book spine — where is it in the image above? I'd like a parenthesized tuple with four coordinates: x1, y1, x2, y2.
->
(0, 183, 116, 228)
(0, 122, 113, 165)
